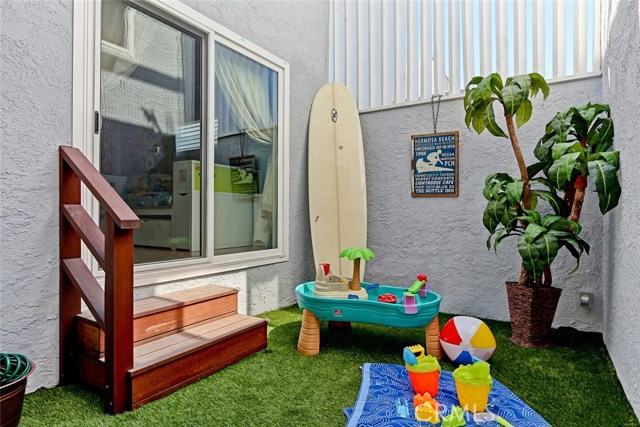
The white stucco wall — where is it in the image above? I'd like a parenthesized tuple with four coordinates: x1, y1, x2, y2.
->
(1, 0, 74, 393)
(359, 75, 605, 331)
(0, 0, 327, 391)
(602, 0, 640, 418)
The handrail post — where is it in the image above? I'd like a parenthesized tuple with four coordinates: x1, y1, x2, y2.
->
(104, 218, 134, 414)
(59, 153, 82, 385)
(59, 146, 139, 413)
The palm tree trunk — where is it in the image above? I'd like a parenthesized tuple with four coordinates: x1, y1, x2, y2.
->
(351, 258, 361, 291)
(504, 112, 531, 210)
(505, 112, 534, 288)
(569, 175, 588, 222)
(564, 177, 577, 213)
(517, 266, 529, 287)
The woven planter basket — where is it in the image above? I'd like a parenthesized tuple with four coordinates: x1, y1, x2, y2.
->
(506, 282, 562, 348)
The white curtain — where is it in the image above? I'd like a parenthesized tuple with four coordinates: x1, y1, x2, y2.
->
(215, 44, 277, 247)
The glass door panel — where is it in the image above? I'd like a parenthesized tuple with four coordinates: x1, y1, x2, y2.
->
(213, 43, 278, 256)
(100, 1, 203, 264)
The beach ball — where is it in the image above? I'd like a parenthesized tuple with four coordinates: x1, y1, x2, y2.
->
(439, 316, 496, 364)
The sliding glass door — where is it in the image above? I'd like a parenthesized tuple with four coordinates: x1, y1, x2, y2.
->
(99, 1, 203, 264)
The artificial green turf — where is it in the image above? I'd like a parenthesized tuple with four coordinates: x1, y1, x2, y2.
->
(21, 306, 639, 426)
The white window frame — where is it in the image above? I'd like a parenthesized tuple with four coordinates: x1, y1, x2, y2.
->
(72, 0, 290, 286)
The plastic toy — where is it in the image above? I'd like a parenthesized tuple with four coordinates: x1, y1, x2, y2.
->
(442, 405, 466, 427)
(473, 411, 514, 426)
(338, 247, 376, 291)
(312, 263, 368, 300)
(413, 392, 439, 411)
(440, 316, 496, 364)
(377, 293, 397, 303)
(453, 360, 493, 413)
(394, 398, 410, 418)
(415, 400, 440, 424)
(408, 274, 430, 297)
(402, 292, 417, 314)
(403, 344, 441, 396)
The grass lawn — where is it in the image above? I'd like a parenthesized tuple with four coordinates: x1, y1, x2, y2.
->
(21, 306, 639, 426)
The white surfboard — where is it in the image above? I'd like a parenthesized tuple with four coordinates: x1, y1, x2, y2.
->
(308, 83, 367, 279)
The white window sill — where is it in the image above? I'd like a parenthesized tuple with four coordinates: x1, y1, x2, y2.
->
(94, 251, 289, 287)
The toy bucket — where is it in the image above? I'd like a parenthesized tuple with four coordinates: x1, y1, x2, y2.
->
(454, 379, 492, 413)
(407, 368, 439, 397)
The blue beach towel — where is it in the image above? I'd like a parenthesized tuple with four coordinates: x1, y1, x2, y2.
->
(345, 363, 550, 427)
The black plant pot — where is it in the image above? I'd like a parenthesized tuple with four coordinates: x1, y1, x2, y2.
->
(506, 282, 562, 348)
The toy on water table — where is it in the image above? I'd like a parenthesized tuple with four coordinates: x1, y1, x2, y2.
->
(312, 262, 369, 300)
(403, 344, 441, 397)
(440, 316, 496, 364)
(338, 247, 376, 291)
(453, 359, 493, 413)
(377, 293, 397, 303)
(403, 274, 430, 313)
(407, 273, 430, 297)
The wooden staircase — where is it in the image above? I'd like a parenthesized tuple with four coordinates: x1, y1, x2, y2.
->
(75, 285, 267, 409)
(59, 146, 267, 414)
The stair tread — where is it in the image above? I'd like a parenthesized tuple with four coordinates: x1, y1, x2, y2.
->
(129, 313, 266, 375)
(77, 284, 238, 321)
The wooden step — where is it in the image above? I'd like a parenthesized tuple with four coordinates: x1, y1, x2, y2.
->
(75, 314, 267, 408)
(76, 284, 238, 359)
(129, 313, 267, 408)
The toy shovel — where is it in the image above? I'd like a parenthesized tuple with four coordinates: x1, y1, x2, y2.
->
(473, 411, 514, 427)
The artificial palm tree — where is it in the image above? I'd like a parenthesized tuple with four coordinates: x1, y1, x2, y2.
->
(339, 247, 375, 291)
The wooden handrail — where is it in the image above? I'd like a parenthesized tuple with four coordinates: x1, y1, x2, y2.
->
(59, 146, 140, 229)
(59, 145, 140, 414)
(62, 258, 106, 328)
(62, 204, 106, 267)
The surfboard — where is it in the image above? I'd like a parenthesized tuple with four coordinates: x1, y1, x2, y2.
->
(308, 83, 367, 279)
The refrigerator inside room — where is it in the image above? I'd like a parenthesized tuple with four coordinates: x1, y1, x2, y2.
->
(172, 160, 201, 253)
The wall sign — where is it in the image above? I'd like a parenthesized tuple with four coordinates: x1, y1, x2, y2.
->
(411, 131, 459, 197)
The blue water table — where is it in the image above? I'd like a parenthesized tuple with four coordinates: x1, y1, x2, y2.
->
(296, 259, 442, 356)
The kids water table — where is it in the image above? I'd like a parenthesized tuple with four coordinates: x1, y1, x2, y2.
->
(295, 281, 442, 356)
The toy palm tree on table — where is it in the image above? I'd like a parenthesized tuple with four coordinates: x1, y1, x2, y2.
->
(339, 247, 375, 291)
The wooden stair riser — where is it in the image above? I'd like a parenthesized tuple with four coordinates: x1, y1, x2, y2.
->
(76, 323, 268, 403)
(76, 293, 238, 359)
(130, 322, 267, 408)
(76, 355, 106, 392)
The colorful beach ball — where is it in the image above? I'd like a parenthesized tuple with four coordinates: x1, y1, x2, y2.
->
(440, 316, 496, 364)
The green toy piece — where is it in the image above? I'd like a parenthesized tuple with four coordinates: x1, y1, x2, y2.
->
(407, 279, 426, 294)
(441, 405, 466, 427)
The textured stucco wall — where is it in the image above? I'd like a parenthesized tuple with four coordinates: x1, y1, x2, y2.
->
(0, 0, 327, 391)
(360, 76, 605, 331)
(0, 0, 74, 393)
(602, 0, 640, 418)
